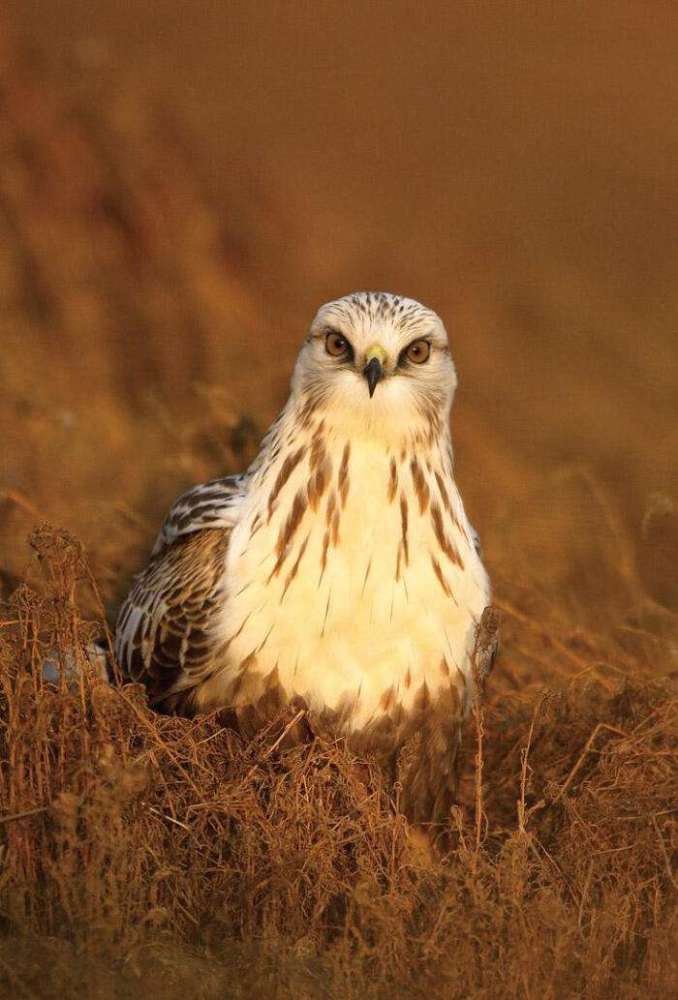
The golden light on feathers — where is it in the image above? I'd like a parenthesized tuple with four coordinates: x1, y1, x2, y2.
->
(115, 292, 494, 825)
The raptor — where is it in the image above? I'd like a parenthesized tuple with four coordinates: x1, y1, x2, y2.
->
(116, 292, 496, 825)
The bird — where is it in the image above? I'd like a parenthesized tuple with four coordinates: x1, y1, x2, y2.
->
(115, 291, 496, 826)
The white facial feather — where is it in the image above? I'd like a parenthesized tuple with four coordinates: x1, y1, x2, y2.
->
(290, 292, 457, 445)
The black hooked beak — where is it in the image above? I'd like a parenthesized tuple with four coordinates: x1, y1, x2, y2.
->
(363, 357, 384, 398)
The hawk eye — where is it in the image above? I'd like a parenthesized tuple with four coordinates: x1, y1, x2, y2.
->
(404, 339, 431, 365)
(325, 330, 351, 358)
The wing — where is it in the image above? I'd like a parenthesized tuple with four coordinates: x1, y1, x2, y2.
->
(115, 475, 246, 707)
(151, 474, 247, 555)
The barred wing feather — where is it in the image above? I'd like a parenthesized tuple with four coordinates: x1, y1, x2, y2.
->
(115, 475, 246, 706)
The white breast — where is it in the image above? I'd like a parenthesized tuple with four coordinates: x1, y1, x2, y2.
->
(211, 427, 490, 732)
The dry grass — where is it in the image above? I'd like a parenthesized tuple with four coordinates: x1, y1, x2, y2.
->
(1, 35, 677, 1000)
(0, 529, 676, 999)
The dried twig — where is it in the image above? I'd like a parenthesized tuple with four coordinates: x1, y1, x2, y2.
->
(552, 722, 626, 803)
(0, 805, 48, 825)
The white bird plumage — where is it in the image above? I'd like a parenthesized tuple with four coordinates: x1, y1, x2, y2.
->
(115, 291, 495, 824)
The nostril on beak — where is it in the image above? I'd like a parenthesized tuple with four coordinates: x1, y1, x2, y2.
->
(363, 357, 384, 398)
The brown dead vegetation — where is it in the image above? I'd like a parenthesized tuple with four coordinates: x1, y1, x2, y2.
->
(0, 528, 676, 1000)
(1, 31, 677, 1000)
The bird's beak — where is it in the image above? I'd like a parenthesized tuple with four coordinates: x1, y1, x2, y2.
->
(363, 344, 387, 398)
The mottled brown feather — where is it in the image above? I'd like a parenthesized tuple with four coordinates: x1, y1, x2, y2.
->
(430, 501, 464, 569)
(410, 456, 430, 513)
(338, 442, 351, 507)
(430, 553, 452, 597)
(270, 488, 307, 577)
(388, 457, 399, 501)
(116, 528, 230, 706)
(267, 446, 304, 521)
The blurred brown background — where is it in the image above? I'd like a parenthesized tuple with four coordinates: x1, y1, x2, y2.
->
(2, 2, 677, 634)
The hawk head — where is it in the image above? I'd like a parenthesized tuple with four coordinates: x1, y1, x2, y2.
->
(291, 292, 457, 440)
